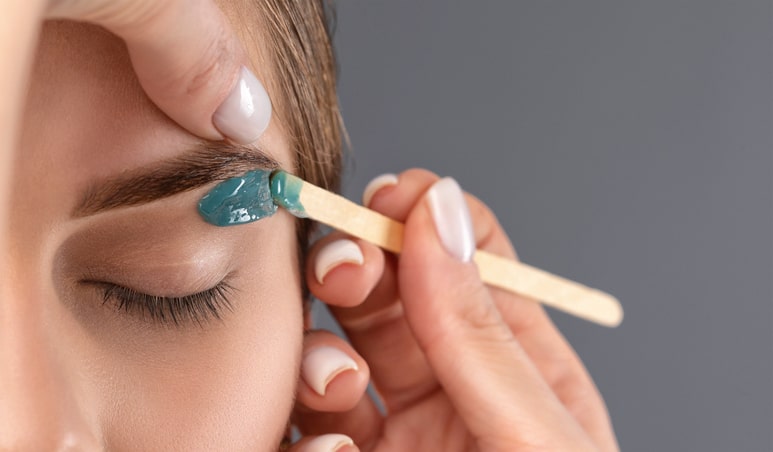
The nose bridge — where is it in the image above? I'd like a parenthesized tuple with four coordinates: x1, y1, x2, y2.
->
(0, 283, 102, 450)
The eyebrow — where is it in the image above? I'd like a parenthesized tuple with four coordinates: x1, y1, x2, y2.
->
(73, 142, 281, 217)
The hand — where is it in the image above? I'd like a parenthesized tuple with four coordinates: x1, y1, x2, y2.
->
(291, 169, 619, 451)
(0, 0, 270, 210)
(46, 0, 272, 143)
(0, 0, 270, 270)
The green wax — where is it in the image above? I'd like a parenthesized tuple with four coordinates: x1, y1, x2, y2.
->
(269, 170, 308, 218)
(197, 169, 277, 226)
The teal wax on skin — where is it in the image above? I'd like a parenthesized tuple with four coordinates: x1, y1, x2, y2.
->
(269, 170, 308, 218)
(198, 169, 277, 226)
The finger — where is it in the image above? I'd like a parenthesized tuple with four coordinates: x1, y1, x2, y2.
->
(449, 193, 618, 447)
(47, 0, 271, 144)
(364, 168, 438, 221)
(370, 170, 616, 447)
(293, 331, 382, 447)
(306, 235, 385, 309)
(327, 170, 442, 411)
(492, 291, 619, 449)
(399, 177, 592, 449)
(293, 398, 380, 451)
(295, 331, 371, 412)
(323, 170, 614, 447)
(307, 171, 440, 410)
(365, 169, 516, 259)
(326, 169, 518, 412)
(320, 248, 440, 412)
(333, 169, 517, 412)
(287, 434, 358, 452)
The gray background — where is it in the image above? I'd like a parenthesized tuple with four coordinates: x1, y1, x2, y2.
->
(319, 2, 773, 451)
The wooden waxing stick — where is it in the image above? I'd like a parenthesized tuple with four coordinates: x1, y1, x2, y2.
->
(294, 176, 623, 327)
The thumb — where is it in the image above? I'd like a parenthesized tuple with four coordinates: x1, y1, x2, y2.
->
(398, 177, 587, 450)
(47, 0, 271, 144)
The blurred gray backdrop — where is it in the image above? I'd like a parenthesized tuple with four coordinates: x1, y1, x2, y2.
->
(315, 2, 773, 450)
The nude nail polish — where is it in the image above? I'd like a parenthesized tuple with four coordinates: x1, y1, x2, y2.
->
(302, 434, 354, 452)
(213, 66, 272, 144)
(314, 239, 364, 284)
(425, 177, 475, 262)
(362, 173, 398, 207)
(301, 346, 358, 396)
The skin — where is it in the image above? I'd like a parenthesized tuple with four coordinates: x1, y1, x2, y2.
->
(1, 0, 620, 450)
(296, 170, 619, 451)
(3, 17, 302, 452)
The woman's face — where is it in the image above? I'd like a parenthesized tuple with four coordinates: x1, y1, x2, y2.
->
(4, 14, 303, 450)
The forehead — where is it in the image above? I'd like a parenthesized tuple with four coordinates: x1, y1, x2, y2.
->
(20, 19, 290, 217)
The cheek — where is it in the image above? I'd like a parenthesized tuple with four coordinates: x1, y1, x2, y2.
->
(97, 214, 303, 449)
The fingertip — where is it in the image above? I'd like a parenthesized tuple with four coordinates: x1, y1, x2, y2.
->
(362, 173, 398, 207)
(290, 434, 357, 452)
(212, 65, 272, 144)
(72, 0, 272, 142)
(314, 239, 365, 285)
(297, 333, 370, 412)
(302, 346, 359, 397)
(365, 169, 439, 221)
(399, 177, 496, 345)
(424, 177, 476, 262)
(307, 236, 384, 308)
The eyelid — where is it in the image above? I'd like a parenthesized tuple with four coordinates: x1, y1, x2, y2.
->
(79, 254, 233, 299)
(83, 278, 236, 327)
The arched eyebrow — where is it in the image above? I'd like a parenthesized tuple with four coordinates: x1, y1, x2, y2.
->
(73, 142, 281, 218)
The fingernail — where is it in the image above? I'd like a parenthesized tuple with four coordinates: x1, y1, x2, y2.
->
(314, 239, 364, 284)
(362, 173, 398, 207)
(425, 177, 475, 262)
(213, 66, 272, 144)
(302, 346, 358, 396)
(302, 434, 354, 452)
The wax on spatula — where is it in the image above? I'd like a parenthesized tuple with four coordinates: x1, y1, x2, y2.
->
(198, 169, 623, 327)
(269, 171, 623, 327)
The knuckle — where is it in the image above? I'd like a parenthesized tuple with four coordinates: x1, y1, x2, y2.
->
(456, 284, 509, 335)
(123, 1, 241, 106)
(419, 276, 512, 349)
(182, 30, 239, 98)
(148, 31, 238, 106)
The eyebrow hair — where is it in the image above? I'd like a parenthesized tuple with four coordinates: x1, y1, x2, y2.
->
(74, 142, 280, 217)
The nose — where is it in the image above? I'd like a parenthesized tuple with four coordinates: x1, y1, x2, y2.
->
(0, 285, 102, 451)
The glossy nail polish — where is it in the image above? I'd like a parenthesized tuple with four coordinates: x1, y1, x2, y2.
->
(425, 177, 475, 262)
(213, 66, 272, 144)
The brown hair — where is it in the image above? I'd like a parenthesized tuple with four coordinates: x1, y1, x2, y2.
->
(233, 0, 344, 291)
(260, 0, 343, 253)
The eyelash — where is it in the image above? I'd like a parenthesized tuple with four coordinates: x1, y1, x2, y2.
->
(91, 280, 235, 326)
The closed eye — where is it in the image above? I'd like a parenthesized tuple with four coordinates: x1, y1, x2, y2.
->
(83, 279, 235, 327)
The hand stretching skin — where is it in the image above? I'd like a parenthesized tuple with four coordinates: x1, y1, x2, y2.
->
(294, 169, 620, 451)
(0, 0, 618, 449)
(0, 0, 271, 259)
(0, 0, 277, 448)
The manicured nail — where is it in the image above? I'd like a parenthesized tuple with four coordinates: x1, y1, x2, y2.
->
(302, 346, 358, 396)
(425, 178, 475, 262)
(362, 173, 398, 207)
(213, 66, 272, 144)
(314, 239, 364, 284)
(301, 434, 354, 452)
